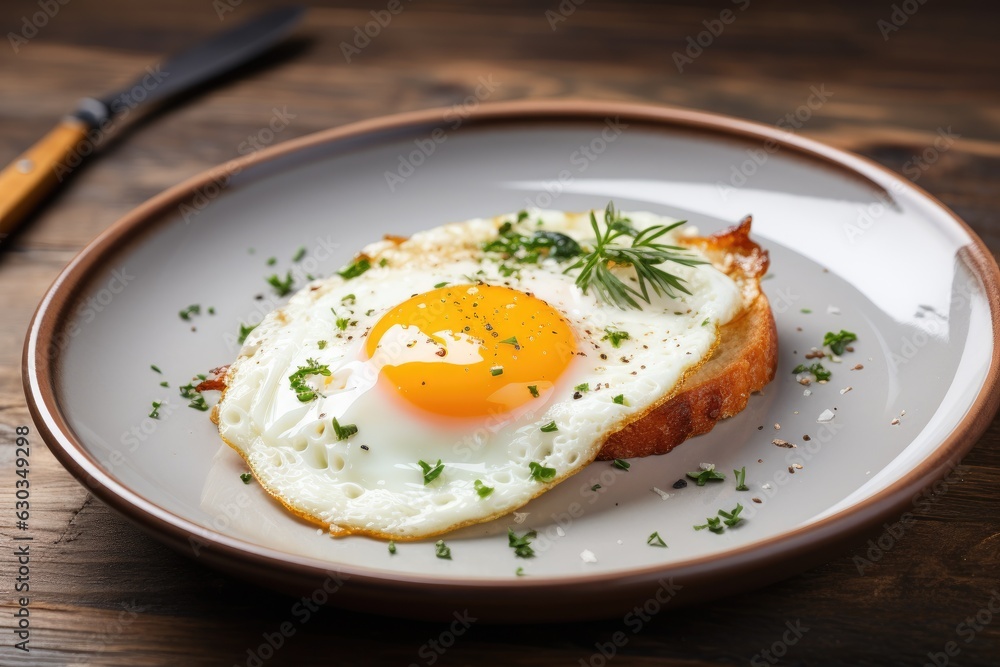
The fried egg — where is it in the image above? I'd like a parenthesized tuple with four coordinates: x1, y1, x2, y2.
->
(216, 208, 743, 539)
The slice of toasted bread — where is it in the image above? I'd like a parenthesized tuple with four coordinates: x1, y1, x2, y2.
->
(597, 217, 777, 460)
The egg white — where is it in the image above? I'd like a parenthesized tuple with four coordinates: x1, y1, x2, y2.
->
(217, 209, 743, 539)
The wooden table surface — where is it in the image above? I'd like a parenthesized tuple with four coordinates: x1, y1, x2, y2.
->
(2, 0, 999, 664)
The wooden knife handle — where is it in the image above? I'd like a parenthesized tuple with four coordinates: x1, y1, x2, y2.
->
(0, 117, 89, 240)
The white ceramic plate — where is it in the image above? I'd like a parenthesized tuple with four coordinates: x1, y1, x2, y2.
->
(25, 101, 1000, 621)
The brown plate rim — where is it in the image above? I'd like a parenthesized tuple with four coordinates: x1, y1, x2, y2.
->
(22, 99, 1000, 615)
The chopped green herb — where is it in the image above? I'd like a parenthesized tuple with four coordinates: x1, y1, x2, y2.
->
(591, 484, 601, 491)
(695, 504, 745, 533)
(288, 359, 331, 402)
(792, 362, 831, 381)
(529, 461, 557, 482)
(266, 256, 277, 266)
(613, 458, 631, 471)
(507, 528, 537, 558)
(336, 316, 351, 331)
(612, 394, 627, 405)
(527, 385, 539, 398)
(694, 516, 725, 533)
(379, 258, 388, 267)
(150, 365, 162, 374)
(490, 366, 504, 376)
(179, 383, 198, 399)
(188, 394, 209, 412)
(149, 401, 162, 419)
(602, 328, 630, 348)
(365, 309, 375, 317)
(474, 479, 494, 498)
(823, 329, 858, 355)
(266, 272, 294, 296)
(240, 473, 252, 484)
(318, 340, 328, 349)
(540, 421, 558, 433)
(515, 567, 526, 576)
(686, 468, 726, 486)
(569, 202, 704, 310)
(516, 210, 529, 222)
(208, 307, 215, 315)
(179, 305, 201, 321)
(434, 281, 449, 288)
(435, 540, 451, 559)
(292, 246, 307, 262)
(338, 258, 371, 280)
(498, 264, 519, 278)
(701, 318, 710, 327)
(388, 540, 397, 555)
(341, 293, 356, 304)
(159, 381, 169, 388)
(647, 531, 667, 547)
(720, 503, 744, 528)
(801, 308, 812, 314)
(238, 322, 258, 344)
(196, 374, 207, 381)
(499, 336, 520, 348)
(331, 417, 358, 441)
(482, 222, 582, 264)
(734, 466, 749, 491)
(574, 382, 590, 393)
(418, 459, 445, 485)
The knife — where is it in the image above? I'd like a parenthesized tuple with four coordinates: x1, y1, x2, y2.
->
(0, 6, 305, 240)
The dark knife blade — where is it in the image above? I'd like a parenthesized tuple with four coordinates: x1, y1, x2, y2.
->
(0, 6, 305, 241)
(98, 7, 305, 113)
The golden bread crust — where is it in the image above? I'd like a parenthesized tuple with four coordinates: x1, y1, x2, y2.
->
(597, 216, 777, 460)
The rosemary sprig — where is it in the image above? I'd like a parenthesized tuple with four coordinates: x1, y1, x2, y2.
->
(569, 202, 704, 310)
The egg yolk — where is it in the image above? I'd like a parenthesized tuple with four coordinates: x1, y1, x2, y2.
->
(364, 284, 577, 418)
